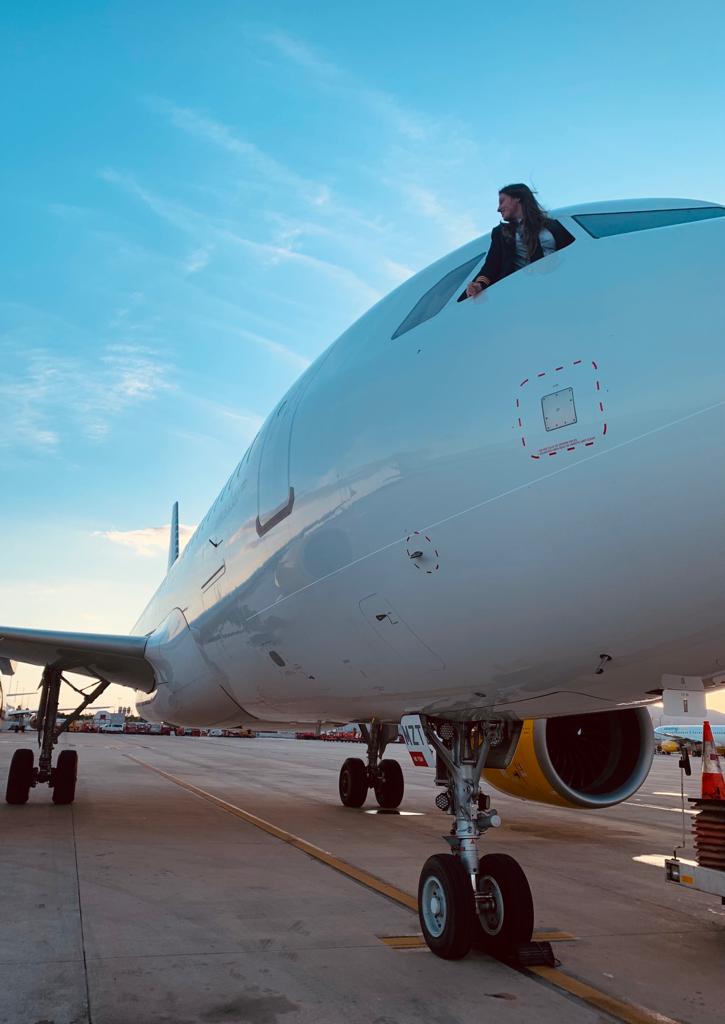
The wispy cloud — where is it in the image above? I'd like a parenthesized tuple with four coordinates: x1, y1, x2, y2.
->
(260, 31, 429, 141)
(146, 97, 389, 237)
(381, 258, 415, 286)
(184, 245, 213, 274)
(146, 97, 332, 208)
(0, 332, 173, 452)
(193, 317, 311, 372)
(256, 31, 488, 248)
(260, 31, 340, 79)
(95, 523, 196, 558)
(182, 394, 265, 440)
(396, 182, 479, 247)
(101, 168, 380, 306)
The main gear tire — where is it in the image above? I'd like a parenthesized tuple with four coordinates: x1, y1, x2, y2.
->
(5, 748, 35, 805)
(338, 757, 368, 807)
(373, 759, 404, 809)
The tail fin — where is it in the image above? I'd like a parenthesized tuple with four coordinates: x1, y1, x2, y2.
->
(167, 501, 179, 572)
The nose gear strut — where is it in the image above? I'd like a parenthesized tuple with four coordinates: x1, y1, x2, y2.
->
(416, 717, 534, 960)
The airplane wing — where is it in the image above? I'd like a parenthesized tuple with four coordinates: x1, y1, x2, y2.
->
(0, 625, 155, 691)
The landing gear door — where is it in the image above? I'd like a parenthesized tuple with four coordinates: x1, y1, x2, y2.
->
(400, 714, 436, 767)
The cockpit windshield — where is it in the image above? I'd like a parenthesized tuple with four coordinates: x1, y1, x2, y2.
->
(573, 206, 725, 238)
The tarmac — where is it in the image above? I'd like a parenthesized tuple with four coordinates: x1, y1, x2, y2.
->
(1, 731, 723, 1024)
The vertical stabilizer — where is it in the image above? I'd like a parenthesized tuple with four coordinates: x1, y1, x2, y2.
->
(167, 501, 179, 572)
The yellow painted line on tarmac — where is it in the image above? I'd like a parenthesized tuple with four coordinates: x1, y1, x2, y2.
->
(379, 930, 575, 950)
(532, 930, 576, 942)
(380, 935, 426, 949)
(527, 967, 680, 1024)
(125, 753, 417, 911)
(126, 752, 674, 1024)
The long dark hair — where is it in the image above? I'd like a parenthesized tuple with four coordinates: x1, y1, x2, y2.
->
(499, 183, 548, 258)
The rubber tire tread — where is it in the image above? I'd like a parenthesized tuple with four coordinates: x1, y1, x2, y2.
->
(374, 758, 404, 808)
(52, 749, 78, 805)
(5, 748, 34, 805)
(338, 757, 367, 807)
(418, 853, 474, 960)
(475, 852, 534, 954)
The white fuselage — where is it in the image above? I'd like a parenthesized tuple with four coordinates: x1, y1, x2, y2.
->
(133, 203, 725, 729)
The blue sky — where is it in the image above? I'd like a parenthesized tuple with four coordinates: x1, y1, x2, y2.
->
(2, 1, 725, 712)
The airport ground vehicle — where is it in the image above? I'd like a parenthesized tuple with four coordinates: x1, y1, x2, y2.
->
(665, 857, 725, 902)
(3, 198, 725, 959)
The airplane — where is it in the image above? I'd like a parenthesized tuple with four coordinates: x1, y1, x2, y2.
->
(654, 723, 725, 755)
(1, 707, 34, 733)
(0, 677, 36, 732)
(2, 196, 725, 961)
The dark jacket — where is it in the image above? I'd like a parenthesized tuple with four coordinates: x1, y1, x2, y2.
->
(474, 217, 574, 289)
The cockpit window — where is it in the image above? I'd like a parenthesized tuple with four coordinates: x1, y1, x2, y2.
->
(391, 253, 484, 340)
(573, 206, 725, 239)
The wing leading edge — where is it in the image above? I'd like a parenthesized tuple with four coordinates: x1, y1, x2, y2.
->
(0, 625, 156, 692)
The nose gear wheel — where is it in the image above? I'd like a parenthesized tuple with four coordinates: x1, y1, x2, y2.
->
(418, 853, 474, 960)
(415, 718, 535, 960)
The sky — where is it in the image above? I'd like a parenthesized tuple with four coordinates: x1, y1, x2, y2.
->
(2, 1, 725, 714)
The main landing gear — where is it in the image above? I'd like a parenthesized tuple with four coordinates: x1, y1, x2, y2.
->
(417, 719, 534, 961)
(338, 722, 404, 809)
(5, 665, 110, 806)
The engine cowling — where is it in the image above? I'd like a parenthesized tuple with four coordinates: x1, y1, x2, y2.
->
(483, 707, 654, 809)
(659, 739, 680, 754)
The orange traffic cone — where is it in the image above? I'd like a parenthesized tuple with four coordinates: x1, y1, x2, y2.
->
(701, 721, 725, 800)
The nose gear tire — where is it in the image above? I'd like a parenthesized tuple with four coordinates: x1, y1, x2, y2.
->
(5, 748, 35, 805)
(474, 853, 534, 954)
(52, 749, 78, 805)
(418, 853, 475, 960)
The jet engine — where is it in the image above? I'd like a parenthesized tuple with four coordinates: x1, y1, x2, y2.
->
(483, 707, 654, 809)
(659, 739, 680, 754)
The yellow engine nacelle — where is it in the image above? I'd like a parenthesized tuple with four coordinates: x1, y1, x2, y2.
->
(659, 739, 680, 754)
(484, 707, 654, 809)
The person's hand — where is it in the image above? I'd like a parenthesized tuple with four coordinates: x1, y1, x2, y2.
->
(466, 281, 484, 298)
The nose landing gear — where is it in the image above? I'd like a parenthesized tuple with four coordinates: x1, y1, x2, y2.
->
(416, 718, 534, 960)
(338, 722, 404, 809)
(4, 664, 109, 805)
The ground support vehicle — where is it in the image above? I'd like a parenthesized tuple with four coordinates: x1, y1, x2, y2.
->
(665, 857, 725, 902)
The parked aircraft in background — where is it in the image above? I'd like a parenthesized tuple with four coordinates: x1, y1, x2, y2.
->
(1, 707, 34, 732)
(1, 676, 36, 732)
(655, 723, 725, 755)
(3, 197, 725, 960)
